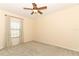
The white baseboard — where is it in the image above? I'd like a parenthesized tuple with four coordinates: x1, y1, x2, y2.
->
(34, 40, 79, 52)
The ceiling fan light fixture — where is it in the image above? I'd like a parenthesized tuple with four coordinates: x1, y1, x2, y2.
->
(24, 3, 47, 15)
(33, 10, 38, 13)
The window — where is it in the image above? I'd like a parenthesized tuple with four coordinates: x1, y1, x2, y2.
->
(5, 15, 23, 47)
(10, 18, 22, 38)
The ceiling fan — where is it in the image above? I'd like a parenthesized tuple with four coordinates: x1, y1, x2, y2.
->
(24, 3, 47, 15)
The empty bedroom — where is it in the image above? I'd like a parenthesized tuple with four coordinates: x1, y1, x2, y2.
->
(0, 0, 79, 56)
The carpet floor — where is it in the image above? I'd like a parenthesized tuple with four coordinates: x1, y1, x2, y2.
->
(0, 41, 79, 56)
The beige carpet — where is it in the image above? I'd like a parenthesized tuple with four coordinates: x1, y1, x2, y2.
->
(0, 41, 79, 56)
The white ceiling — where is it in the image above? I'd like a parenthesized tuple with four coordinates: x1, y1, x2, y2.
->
(0, 3, 73, 18)
(0, 0, 78, 3)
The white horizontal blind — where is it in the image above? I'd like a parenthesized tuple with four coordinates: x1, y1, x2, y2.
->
(10, 18, 21, 37)
(9, 17, 23, 46)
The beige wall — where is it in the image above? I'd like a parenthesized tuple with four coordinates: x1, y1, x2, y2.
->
(1, 5, 79, 52)
(0, 10, 33, 49)
(34, 6, 79, 51)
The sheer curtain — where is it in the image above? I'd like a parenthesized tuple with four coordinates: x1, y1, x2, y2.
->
(5, 15, 12, 48)
(5, 15, 23, 48)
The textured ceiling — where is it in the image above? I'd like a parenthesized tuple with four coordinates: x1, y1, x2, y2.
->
(0, 3, 73, 18)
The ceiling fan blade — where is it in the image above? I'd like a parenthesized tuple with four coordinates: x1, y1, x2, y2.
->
(24, 8, 33, 10)
(32, 3, 37, 8)
(38, 11, 43, 14)
(31, 11, 34, 15)
(38, 6, 47, 10)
